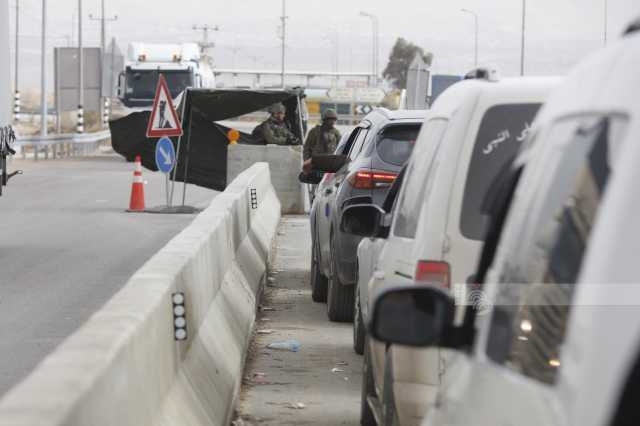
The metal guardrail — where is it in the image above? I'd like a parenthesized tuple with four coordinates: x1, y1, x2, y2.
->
(15, 130, 111, 160)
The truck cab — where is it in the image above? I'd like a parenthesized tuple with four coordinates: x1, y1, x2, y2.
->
(117, 43, 215, 108)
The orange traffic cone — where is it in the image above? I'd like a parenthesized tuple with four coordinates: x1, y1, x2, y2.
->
(127, 155, 145, 212)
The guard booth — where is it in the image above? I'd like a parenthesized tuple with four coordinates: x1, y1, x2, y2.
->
(110, 88, 307, 213)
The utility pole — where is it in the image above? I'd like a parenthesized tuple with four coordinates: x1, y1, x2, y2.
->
(77, 0, 84, 133)
(520, 0, 526, 76)
(40, 0, 47, 140)
(280, 0, 287, 89)
(192, 24, 218, 54)
(13, 0, 19, 122)
(89, 0, 118, 59)
(89, 0, 117, 128)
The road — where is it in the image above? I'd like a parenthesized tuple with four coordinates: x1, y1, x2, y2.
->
(235, 216, 362, 425)
(0, 155, 216, 396)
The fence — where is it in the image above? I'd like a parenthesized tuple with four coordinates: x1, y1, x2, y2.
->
(15, 130, 111, 160)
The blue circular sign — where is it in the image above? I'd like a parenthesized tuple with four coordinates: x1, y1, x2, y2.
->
(155, 137, 176, 174)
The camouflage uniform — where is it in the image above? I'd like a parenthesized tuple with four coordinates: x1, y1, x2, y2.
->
(303, 125, 341, 160)
(262, 118, 300, 146)
(255, 103, 300, 146)
(303, 109, 341, 160)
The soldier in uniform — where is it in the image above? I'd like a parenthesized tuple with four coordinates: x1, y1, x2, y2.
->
(253, 103, 300, 146)
(303, 108, 341, 161)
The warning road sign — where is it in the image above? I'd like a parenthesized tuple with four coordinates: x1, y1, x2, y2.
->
(146, 74, 183, 138)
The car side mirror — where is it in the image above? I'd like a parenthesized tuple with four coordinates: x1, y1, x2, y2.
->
(299, 171, 324, 184)
(340, 204, 385, 237)
(311, 154, 348, 173)
(369, 286, 456, 347)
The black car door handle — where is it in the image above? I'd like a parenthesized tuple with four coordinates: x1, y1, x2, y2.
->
(324, 188, 333, 195)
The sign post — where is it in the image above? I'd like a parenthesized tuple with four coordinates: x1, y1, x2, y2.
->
(155, 136, 176, 206)
(145, 74, 191, 213)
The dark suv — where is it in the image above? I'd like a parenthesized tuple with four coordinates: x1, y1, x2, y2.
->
(309, 108, 424, 321)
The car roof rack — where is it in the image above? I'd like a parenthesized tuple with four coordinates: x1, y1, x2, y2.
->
(624, 18, 640, 36)
(464, 67, 500, 82)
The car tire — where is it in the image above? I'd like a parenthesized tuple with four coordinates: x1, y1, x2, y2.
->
(310, 239, 328, 303)
(327, 233, 355, 322)
(361, 337, 377, 426)
(353, 279, 366, 355)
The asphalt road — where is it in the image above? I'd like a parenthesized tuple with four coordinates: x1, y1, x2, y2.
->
(0, 155, 216, 396)
(235, 216, 362, 425)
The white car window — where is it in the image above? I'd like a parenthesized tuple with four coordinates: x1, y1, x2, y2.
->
(393, 118, 449, 238)
(485, 115, 627, 385)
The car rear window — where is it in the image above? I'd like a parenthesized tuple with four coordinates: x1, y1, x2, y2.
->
(461, 103, 541, 240)
(376, 125, 421, 166)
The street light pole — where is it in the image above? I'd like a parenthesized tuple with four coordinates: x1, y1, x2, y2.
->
(77, 0, 84, 133)
(280, 0, 286, 88)
(323, 30, 340, 85)
(604, 0, 608, 46)
(461, 9, 479, 68)
(373, 15, 380, 82)
(520, 0, 526, 76)
(13, 0, 19, 122)
(40, 0, 47, 139)
(359, 11, 378, 85)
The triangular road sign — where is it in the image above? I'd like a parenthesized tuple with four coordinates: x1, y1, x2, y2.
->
(146, 74, 183, 138)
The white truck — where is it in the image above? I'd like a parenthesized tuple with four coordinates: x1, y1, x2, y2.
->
(117, 42, 215, 108)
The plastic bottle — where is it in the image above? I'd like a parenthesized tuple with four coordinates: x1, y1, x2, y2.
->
(267, 340, 301, 352)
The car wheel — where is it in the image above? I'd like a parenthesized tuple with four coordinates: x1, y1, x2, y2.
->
(327, 233, 355, 322)
(310, 238, 328, 303)
(382, 347, 400, 426)
(353, 279, 366, 355)
(361, 337, 377, 426)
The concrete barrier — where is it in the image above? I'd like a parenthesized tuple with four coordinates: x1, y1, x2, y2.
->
(227, 144, 304, 215)
(0, 162, 281, 426)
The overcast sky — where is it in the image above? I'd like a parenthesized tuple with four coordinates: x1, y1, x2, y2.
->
(12, 0, 639, 90)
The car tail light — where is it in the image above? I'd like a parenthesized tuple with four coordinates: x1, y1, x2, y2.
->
(347, 170, 397, 189)
(415, 260, 450, 288)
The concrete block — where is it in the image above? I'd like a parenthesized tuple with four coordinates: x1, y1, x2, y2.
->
(228, 145, 304, 214)
(0, 162, 282, 426)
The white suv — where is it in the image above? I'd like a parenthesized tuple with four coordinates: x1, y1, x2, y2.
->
(342, 74, 559, 425)
(368, 23, 640, 426)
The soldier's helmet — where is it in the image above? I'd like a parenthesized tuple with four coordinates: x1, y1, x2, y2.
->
(269, 103, 286, 114)
(321, 108, 338, 121)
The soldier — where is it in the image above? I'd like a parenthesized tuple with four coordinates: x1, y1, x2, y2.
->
(253, 103, 300, 146)
(303, 108, 341, 161)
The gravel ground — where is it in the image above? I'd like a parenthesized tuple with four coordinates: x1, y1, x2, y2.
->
(235, 216, 363, 426)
